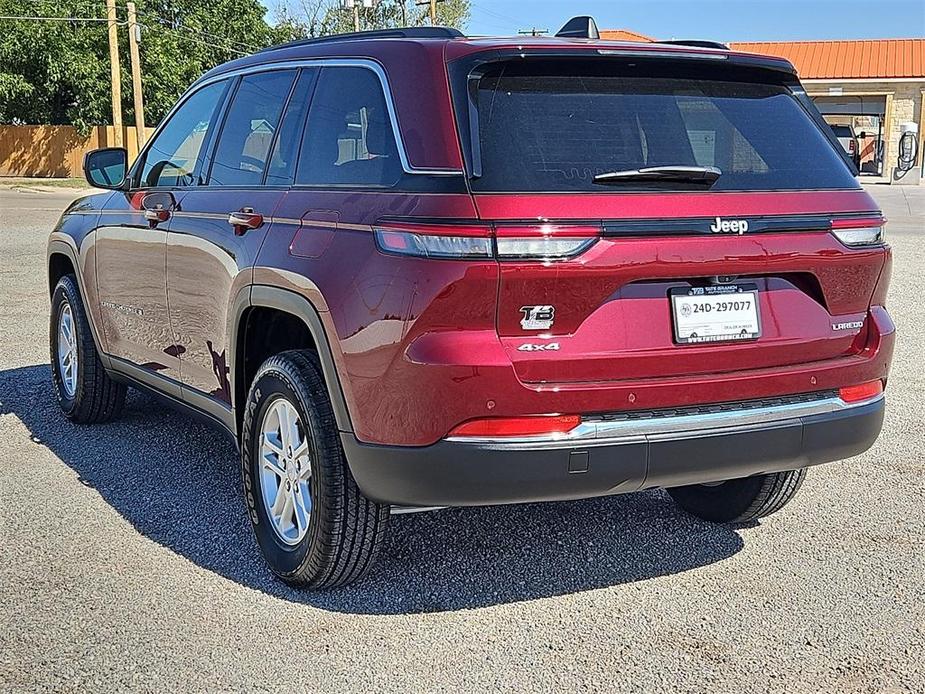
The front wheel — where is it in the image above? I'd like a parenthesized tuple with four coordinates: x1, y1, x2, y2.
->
(241, 350, 390, 588)
(667, 469, 806, 524)
(49, 275, 126, 423)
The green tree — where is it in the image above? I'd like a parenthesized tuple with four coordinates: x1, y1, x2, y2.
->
(274, 0, 469, 40)
(0, 0, 278, 130)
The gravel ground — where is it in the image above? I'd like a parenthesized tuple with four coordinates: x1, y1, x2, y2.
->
(0, 185, 923, 693)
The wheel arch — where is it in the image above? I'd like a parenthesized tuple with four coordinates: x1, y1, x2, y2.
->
(47, 238, 108, 365)
(231, 285, 353, 437)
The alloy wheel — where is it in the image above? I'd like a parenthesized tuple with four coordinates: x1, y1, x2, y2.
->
(57, 302, 78, 398)
(259, 396, 312, 545)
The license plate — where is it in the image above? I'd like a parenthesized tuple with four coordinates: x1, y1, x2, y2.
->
(670, 284, 761, 344)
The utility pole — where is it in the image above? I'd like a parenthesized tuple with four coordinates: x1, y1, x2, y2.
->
(344, 0, 374, 32)
(126, 2, 146, 151)
(105, 0, 123, 147)
(414, 0, 442, 25)
(518, 27, 548, 37)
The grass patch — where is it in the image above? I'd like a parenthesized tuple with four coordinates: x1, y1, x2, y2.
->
(0, 177, 89, 189)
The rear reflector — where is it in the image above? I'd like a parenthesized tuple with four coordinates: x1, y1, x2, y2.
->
(449, 414, 581, 438)
(838, 380, 883, 403)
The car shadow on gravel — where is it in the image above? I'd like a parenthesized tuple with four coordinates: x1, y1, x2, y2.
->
(1, 364, 746, 614)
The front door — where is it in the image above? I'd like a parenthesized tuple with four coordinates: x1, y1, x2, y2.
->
(95, 79, 230, 382)
(166, 68, 308, 406)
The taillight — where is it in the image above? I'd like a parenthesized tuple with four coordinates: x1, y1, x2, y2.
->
(831, 217, 886, 247)
(495, 224, 599, 261)
(374, 222, 493, 259)
(838, 380, 883, 403)
(449, 414, 581, 438)
(375, 230, 493, 259)
(373, 223, 599, 261)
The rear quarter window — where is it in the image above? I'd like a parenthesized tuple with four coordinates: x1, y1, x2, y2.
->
(295, 67, 402, 187)
(467, 60, 858, 192)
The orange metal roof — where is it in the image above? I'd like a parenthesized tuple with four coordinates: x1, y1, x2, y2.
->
(729, 39, 925, 79)
(600, 29, 925, 80)
(599, 29, 654, 42)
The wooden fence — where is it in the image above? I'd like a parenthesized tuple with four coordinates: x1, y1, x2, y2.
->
(0, 125, 156, 178)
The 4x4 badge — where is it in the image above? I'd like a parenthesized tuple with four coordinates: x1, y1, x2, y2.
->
(520, 305, 555, 330)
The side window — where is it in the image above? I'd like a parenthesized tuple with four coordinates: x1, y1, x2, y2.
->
(265, 70, 317, 186)
(138, 81, 227, 188)
(208, 70, 297, 186)
(296, 67, 402, 187)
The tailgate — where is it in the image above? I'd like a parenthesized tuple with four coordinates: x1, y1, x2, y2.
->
(479, 193, 885, 384)
(456, 53, 885, 385)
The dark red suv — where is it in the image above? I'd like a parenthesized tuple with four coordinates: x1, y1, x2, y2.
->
(49, 20, 894, 588)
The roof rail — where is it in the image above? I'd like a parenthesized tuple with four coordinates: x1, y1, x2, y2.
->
(555, 16, 600, 40)
(659, 39, 730, 50)
(259, 26, 464, 53)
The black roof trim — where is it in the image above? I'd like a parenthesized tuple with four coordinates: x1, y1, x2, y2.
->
(259, 26, 464, 53)
(659, 39, 730, 50)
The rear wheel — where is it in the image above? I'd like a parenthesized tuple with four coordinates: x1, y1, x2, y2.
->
(667, 469, 806, 524)
(241, 350, 389, 588)
(50, 275, 126, 423)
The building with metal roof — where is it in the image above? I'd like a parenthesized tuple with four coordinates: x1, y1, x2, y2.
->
(601, 30, 925, 183)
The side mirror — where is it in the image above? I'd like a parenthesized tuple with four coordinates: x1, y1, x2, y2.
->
(859, 131, 868, 139)
(83, 147, 128, 189)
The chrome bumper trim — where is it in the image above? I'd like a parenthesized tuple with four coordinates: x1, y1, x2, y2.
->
(445, 394, 884, 446)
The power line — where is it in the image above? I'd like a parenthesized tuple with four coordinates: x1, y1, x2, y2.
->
(469, 1, 532, 28)
(131, 6, 258, 53)
(0, 15, 122, 23)
(141, 23, 252, 56)
(0, 9, 255, 56)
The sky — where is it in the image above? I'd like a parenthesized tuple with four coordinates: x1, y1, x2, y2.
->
(265, 0, 925, 41)
(468, 0, 925, 41)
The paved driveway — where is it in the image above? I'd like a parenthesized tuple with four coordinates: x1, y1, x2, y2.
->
(1, 184, 922, 692)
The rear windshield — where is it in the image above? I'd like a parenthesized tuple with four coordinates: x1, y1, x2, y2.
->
(468, 60, 857, 192)
(830, 125, 854, 137)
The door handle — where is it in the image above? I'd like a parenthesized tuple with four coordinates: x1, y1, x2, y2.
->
(144, 206, 170, 226)
(228, 208, 264, 235)
(135, 191, 175, 228)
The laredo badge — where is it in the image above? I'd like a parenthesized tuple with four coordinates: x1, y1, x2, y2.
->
(520, 305, 555, 330)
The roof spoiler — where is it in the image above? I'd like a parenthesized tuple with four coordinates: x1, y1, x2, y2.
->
(659, 39, 730, 50)
(555, 16, 600, 40)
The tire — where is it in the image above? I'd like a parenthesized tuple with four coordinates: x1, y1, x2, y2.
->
(667, 469, 806, 524)
(241, 349, 390, 588)
(49, 274, 126, 423)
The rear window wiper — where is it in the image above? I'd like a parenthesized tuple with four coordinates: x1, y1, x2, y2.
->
(592, 165, 722, 185)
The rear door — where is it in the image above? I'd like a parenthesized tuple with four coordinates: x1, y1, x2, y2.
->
(166, 68, 303, 404)
(459, 57, 884, 385)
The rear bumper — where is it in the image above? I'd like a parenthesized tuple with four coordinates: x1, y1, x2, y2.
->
(343, 395, 885, 506)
